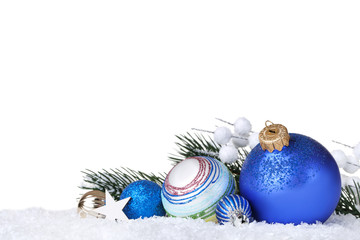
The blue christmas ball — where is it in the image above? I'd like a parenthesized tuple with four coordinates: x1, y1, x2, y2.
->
(120, 180, 166, 219)
(239, 133, 341, 224)
(216, 194, 253, 225)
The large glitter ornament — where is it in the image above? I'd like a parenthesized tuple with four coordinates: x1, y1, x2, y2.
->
(216, 194, 253, 226)
(239, 121, 341, 224)
(120, 180, 166, 219)
(161, 156, 235, 222)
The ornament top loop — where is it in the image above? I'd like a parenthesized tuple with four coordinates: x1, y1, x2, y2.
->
(259, 121, 290, 153)
(265, 120, 274, 127)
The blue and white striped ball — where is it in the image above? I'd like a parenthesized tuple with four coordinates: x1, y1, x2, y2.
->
(161, 156, 235, 222)
(216, 194, 253, 225)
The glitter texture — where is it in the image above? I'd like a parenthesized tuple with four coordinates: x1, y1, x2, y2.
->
(239, 133, 341, 224)
(120, 180, 166, 219)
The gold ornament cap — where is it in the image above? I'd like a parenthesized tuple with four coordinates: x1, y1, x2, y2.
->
(259, 121, 290, 153)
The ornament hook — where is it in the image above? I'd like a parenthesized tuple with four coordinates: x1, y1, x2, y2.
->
(259, 121, 290, 152)
(265, 120, 274, 128)
(265, 120, 277, 134)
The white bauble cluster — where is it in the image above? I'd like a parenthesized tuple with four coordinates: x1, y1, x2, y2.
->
(332, 144, 360, 174)
(212, 117, 259, 164)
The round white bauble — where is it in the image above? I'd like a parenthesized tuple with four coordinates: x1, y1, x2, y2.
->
(343, 155, 360, 174)
(331, 150, 348, 169)
(232, 134, 248, 148)
(234, 117, 251, 136)
(248, 132, 260, 149)
(219, 145, 238, 163)
(214, 127, 232, 145)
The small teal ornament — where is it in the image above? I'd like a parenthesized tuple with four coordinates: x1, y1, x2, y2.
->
(239, 121, 341, 225)
(216, 194, 253, 225)
(120, 180, 166, 219)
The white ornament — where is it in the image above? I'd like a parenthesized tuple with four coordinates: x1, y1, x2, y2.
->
(234, 117, 252, 135)
(331, 150, 348, 169)
(214, 127, 232, 145)
(343, 155, 360, 174)
(341, 174, 349, 188)
(232, 134, 249, 148)
(93, 189, 130, 222)
(354, 142, 360, 160)
(219, 145, 238, 163)
(248, 132, 260, 149)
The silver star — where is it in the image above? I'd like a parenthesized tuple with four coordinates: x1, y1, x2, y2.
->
(93, 189, 130, 222)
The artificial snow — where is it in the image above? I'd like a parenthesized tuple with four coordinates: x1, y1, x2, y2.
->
(1, 208, 360, 240)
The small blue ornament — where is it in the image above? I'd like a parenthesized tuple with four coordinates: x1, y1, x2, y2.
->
(239, 123, 341, 225)
(120, 180, 166, 219)
(216, 194, 253, 225)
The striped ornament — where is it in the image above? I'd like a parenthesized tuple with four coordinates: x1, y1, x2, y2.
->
(161, 156, 235, 222)
(216, 194, 253, 225)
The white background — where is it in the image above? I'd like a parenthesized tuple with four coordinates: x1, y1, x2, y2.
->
(0, 0, 359, 210)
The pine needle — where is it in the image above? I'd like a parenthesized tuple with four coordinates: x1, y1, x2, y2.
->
(79, 167, 166, 199)
(336, 181, 360, 218)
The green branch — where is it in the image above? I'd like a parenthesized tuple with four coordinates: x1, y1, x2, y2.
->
(79, 167, 166, 199)
(336, 181, 360, 218)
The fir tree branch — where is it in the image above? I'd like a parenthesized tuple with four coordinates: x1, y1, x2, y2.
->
(336, 181, 360, 218)
(169, 132, 221, 164)
(79, 167, 166, 199)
